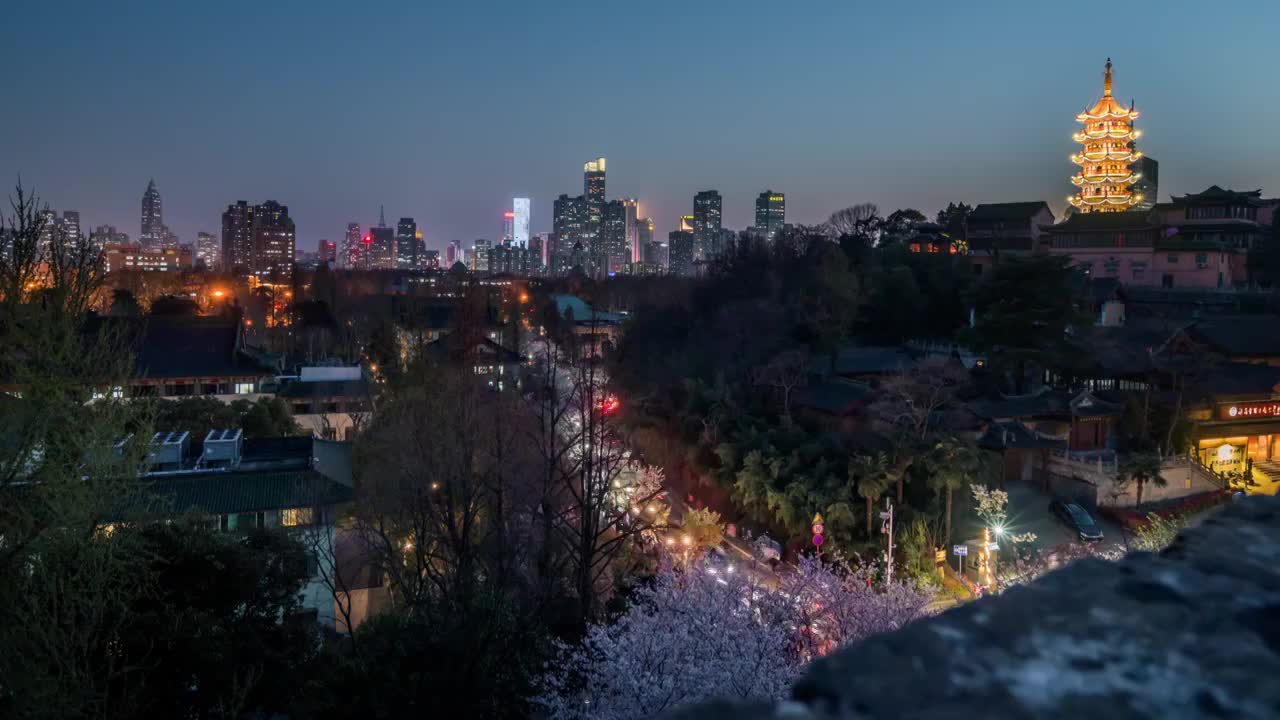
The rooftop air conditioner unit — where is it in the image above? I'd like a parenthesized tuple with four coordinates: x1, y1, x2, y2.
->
(202, 428, 243, 468)
(147, 431, 189, 468)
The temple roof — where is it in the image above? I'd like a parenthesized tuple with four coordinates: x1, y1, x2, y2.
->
(968, 202, 1053, 223)
(1171, 185, 1265, 207)
(1078, 59, 1139, 121)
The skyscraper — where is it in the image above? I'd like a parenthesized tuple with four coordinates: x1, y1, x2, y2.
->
(552, 193, 591, 274)
(584, 157, 606, 204)
(196, 231, 219, 269)
(221, 201, 253, 272)
(621, 198, 639, 264)
(249, 201, 295, 279)
(502, 212, 515, 244)
(692, 190, 722, 261)
(396, 217, 418, 269)
(530, 232, 551, 271)
(141, 179, 163, 248)
(601, 200, 629, 274)
(344, 223, 362, 269)
(636, 217, 654, 264)
(1132, 156, 1159, 211)
(472, 239, 491, 273)
(446, 240, 461, 267)
(754, 191, 786, 240)
(59, 211, 81, 246)
(668, 229, 694, 276)
(513, 198, 531, 247)
(221, 200, 296, 278)
(318, 239, 337, 265)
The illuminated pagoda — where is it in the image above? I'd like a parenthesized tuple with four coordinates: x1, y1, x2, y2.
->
(1069, 58, 1144, 213)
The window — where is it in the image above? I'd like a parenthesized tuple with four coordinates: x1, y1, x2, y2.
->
(1195, 253, 1208, 269)
(234, 382, 255, 394)
(281, 507, 314, 527)
(1103, 257, 1120, 276)
(1162, 274, 1174, 289)
(1131, 262, 1147, 281)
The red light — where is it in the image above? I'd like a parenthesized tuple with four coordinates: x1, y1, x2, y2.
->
(363, 234, 372, 244)
(503, 212, 515, 218)
(599, 395, 620, 415)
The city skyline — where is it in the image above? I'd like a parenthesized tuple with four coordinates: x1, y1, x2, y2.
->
(3, 2, 1279, 249)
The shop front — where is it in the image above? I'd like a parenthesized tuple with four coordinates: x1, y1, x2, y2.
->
(1194, 400, 1280, 475)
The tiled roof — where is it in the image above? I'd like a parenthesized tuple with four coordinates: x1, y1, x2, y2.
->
(277, 379, 370, 399)
(793, 380, 873, 415)
(1171, 186, 1264, 206)
(1189, 315, 1280, 357)
(84, 314, 273, 380)
(968, 202, 1052, 223)
(124, 468, 353, 518)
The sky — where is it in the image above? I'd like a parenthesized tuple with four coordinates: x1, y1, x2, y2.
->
(3, 0, 1279, 252)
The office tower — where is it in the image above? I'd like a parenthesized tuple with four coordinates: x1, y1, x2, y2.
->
(249, 201, 295, 278)
(160, 225, 180, 249)
(552, 193, 591, 274)
(636, 217, 654, 264)
(445, 240, 460, 267)
(343, 223, 362, 269)
(720, 228, 737, 256)
(513, 198, 531, 247)
(221, 201, 253, 272)
(600, 199, 629, 274)
(584, 157, 606, 204)
(755, 190, 786, 240)
(369, 226, 394, 270)
(668, 229, 694, 276)
(502, 211, 515, 244)
(141, 179, 163, 248)
(692, 190, 722, 261)
(90, 224, 128, 250)
(195, 231, 219, 269)
(618, 198, 639, 264)
(421, 249, 440, 270)
(472, 239, 491, 273)
(531, 231, 551, 270)
(396, 217, 418, 269)
(59, 211, 81, 245)
(318, 239, 337, 265)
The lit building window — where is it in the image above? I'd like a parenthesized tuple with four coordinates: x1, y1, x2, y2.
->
(234, 382, 255, 394)
(281, 507, 314, 527)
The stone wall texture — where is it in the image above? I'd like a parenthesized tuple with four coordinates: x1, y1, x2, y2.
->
(667, 495, 1280, 719)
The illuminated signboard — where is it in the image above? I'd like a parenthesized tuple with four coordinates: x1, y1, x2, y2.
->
(1219, 402, 1280, 420)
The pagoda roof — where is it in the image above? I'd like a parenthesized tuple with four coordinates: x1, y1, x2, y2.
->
(1171, 186, 1265, 207)
(1041, 210, 1157, 234)
(968, 202, 1053, 223)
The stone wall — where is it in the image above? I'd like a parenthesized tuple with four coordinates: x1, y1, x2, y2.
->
(666, 495, 1280, 719)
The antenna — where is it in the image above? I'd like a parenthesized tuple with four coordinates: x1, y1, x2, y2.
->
(379, 205, 386, 227)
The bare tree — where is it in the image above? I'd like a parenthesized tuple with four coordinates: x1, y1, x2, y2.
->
(752, 349, 809, 420)
(825, 203, 881, 240)
(869, 357, 967, 442)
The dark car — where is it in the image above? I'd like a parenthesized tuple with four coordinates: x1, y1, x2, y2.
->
(1049, 499, 1104, 541)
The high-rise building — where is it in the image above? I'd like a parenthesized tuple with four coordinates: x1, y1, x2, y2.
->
(344, 223, 362, 269)
(59, 211, 81, 246)
(1069, 58, 1143, 213)
(636, 217, 653, 263)
(513, 198, 531, 247)
(553, 193, 591, 274)
(221, 201, 253, 272)
(668, 230, 694, 276)
(692, 190, 722, 261)
(141, 179, 163, 248)
(502, 211, 515, 244)
(754, 191, 786, 240)
(161, 225, 180, 250)
(195, 231, 219, 269)
(221, 200, 296, 278)
(421, 249, 440, 270)
(471, 239, 491, 273)
(318, 239, 337, 265)
(396, 217, 418, 269)
(620, 198, 640, 264)
(90, 225, 128, 250)
(446, 240, 461, 267)
(530, 232, 551, 271)
(249, 201, 295, 279)
(584, 157, 606, 205)
(601, 200, 628, 274)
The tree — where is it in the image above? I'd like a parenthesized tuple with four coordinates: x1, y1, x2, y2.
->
(537, 553, 932, 720)
(751, 349, 809, 420)
(1120, 453, 1166, 509)
(935, 202, 973, 237)
(878, 208, 927, 245)
(681, 507, 725, 552)
(851, 453, 894, 536)
(925, 436, 988, 545)
(1133, 512, 1187, 552)
(826, 203, 881, 243)
(967, 254, 1084, 393)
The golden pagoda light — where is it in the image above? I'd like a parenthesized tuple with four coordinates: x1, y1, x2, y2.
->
(1069, 58, 1142, 213)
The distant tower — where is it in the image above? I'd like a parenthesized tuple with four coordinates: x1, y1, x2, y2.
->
(755, 191, 785, 240)
(513, 198, 531, 247)
(584, 158, 606, 204)
(141, 179, 163, 247)
(1070, 59, 1144, 213)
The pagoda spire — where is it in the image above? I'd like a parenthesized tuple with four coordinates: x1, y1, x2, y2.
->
(1069, 59, 1143, 213)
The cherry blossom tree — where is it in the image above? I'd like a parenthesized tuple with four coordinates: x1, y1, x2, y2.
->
(536, 554, 934, 719)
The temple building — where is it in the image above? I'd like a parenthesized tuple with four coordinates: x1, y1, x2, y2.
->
(1069, 59, 1144, 213)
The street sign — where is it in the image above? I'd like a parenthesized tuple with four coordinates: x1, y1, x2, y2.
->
(812, 534, 825, 547)
(812, 523, 825, 535)
(935, 550, 946, 564)
(953, 545, 968, 556)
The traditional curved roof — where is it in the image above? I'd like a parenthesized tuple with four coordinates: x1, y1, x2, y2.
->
(1076, 59, 1139, 122)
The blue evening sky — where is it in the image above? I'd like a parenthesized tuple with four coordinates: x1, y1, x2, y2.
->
(3, 0, 1278, 251)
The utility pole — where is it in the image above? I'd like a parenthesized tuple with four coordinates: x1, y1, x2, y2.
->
(879, 498, 895, 584)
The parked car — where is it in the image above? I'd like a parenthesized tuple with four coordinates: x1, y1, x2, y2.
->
(1049, 499, 1104, 541)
